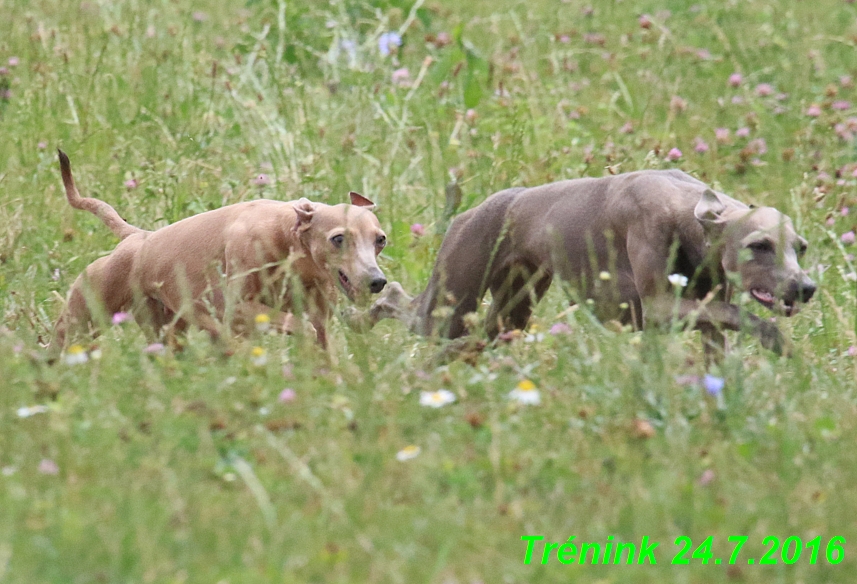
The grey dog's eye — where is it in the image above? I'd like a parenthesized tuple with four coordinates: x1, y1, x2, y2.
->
(376, 235, 387, 247)
(330, 234, 344, 247)
(748, 240, 773, 253)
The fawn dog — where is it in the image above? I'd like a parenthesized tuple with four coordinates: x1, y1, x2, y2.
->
(49, 150, 388, 355)
(369, 170, 816, 357)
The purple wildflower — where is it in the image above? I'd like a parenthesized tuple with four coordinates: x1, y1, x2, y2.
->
(549, 322, 572, 335)
(391, 67, 410, 86)
(38, 459, 59, 475)
(143, 342, 165, 354)
(755, 83, 774, 97)
(279, 388, 296, 403)
(112, 312, 131, 325)
(670, 95, 687, 112)
(748, 138, 767, 155)
(253, 174, 271, 186)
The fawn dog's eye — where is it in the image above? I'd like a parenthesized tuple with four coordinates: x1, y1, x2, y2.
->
(330, 234, 344, 247)
(376, 235, 387, 248)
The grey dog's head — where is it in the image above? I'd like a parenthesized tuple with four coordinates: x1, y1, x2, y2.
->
(694, 189, 816, 316)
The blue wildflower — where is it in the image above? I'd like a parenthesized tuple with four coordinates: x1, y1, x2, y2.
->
(340, 39, 357, 60)
(378, 32, 402, 56)
(703, 374, 724, 396)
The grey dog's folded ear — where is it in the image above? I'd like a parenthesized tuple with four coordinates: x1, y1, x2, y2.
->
(694, 189, 727, 238)
(349, 191, 376, 210)
(293, 198, 316, 234)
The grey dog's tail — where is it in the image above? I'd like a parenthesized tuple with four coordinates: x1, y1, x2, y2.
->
(57, 149, 143, 240)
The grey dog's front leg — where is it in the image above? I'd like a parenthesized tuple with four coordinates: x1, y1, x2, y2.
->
(343, 282, 416, 331)
(700, 327, 727, 367)
(645, 296, 787, 356)
(369, 282, 415, 326)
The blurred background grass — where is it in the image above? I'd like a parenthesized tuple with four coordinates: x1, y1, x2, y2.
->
(1, 0, 857, 582)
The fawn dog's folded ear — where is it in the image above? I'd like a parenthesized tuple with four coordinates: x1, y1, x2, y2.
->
(349, 191, 376, 210)
(293, 198, 316, 234)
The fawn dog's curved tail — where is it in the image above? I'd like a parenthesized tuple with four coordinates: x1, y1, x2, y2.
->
(57, 149, 143, 240)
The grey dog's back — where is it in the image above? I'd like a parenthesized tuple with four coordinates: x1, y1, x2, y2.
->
(413, 170, 725, 337)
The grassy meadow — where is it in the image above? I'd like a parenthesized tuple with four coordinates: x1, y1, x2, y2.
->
(2, 0, 857, 581)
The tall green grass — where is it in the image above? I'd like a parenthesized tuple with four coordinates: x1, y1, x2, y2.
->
(1, 0, 856, 582)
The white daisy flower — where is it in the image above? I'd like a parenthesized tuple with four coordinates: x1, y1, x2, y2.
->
(668, 273, 689, 288)
(508, 380, 541, 405)
(250, 346, 268, 366)
(64, 344, 88, 365)
(16, 405, 49, 418)
(396, 445, 421, 461)
(419, 389, 456, 408)
(255, 313, 271, 333)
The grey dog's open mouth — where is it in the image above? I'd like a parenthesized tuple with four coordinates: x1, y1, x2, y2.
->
(751, 288, 799, 316)
(751, 288, 775, 309)
(338, 270, 355, 300)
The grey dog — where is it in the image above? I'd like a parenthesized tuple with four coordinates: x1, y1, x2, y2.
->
(370, 169, 816, 356)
